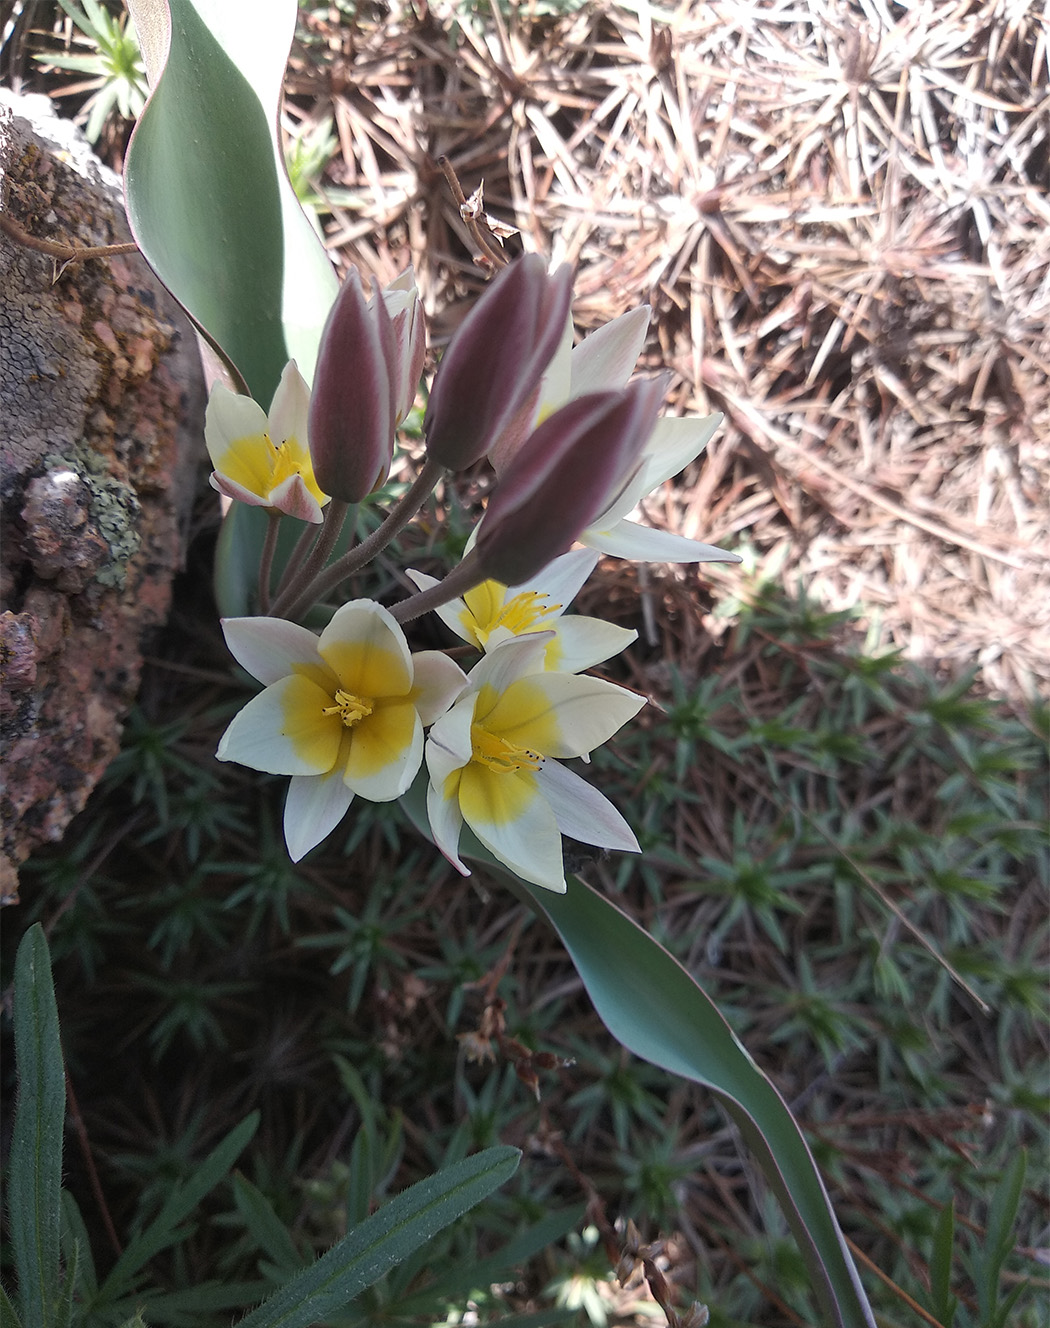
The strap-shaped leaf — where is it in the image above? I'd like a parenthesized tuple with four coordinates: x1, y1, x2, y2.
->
(398, 782, 875, 1327)
(235, 1146, 520, 1328)
(524, 875, 876, 1328)
(9, 925, 65, 1328)
(124, 0, 338, 403)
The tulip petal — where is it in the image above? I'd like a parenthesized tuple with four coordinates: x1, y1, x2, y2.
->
(537, 760, 640, 852)
(427, 774, 469, 876)
(527, 314, 574, 430)
(426, 695, 476, 789)
(570, 304, 650, 396)
(267, 472, 326, 523)
(482, 672, 645, 760)
(458, 762, 567, 892)
(514, 547, 600, 606)
(319, 600, 413, 697)
(284, 769, 354, 862)
(210, 471, 273, 509)
(267, 360, 311, 456)
(405, 569, 475, 646)
(410, 651, 468, 725)
(425, 256, 574, 471)
(221, 616, 330, 686)
(639, 412, 723, 489)
(540, 616, 637, 672)
(478, 381, 665, 586)
(345, 700, 421, 800)
(466, 634, 553, 706)
(216, 675, 342, 775)
(205, 384, 270, 474)
(582, 521, 740, 564)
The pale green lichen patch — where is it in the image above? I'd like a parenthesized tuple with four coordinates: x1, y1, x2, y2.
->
(43, 445, 141, 588)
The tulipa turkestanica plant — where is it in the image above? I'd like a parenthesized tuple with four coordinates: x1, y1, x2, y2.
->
(0, 4, 883, 1327)
(207, 256, 737, 883)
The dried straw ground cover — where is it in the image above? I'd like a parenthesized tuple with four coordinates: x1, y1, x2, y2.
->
(286, 0, 1050, 699)
(4, 1, 1049, 1325)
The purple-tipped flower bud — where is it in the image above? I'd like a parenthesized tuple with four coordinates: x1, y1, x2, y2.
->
(309, 268, 398, 503)
(424, 254, 574, 471)
(476, 377, 666, 586)
(374, 269, 426, 426)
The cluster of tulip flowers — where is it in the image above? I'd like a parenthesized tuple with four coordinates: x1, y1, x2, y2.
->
(206, 255, 739, 892)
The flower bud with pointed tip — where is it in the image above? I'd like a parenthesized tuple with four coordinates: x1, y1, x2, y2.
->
(309, 268, 398, 503)
(375, 269, 426, 426)
(424, 255, 574, 471)
(475, 378, 666, 586)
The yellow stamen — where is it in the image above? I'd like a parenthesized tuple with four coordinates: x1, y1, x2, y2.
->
(468, 586, 562, 647)
(496, 591, 561, 634)
(470, 723, 543, 773)
(322, 689, 374, 727)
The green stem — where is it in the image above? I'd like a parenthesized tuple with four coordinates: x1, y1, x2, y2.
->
(276, 457, 445, 621)
(388, 547, 486, 625)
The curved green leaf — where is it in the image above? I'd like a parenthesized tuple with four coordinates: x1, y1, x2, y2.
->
(124, 0, 338, 402)
(524, 875, 876, 1328)
(398, 783, 874, 1327)
(10, 924, 65, 1328)
(235, 1146, 520, 1328)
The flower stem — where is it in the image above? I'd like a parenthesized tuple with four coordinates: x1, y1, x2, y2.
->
(389, 547, 485, 625)
(274, 457, 445, 621)
(257, 509, 282, 613)
(274, 515, 324, 602)
(269, 499, 349, 618)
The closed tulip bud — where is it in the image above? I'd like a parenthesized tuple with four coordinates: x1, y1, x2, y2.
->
(424, 254, 573, 471)
(375, 269, 426, 426)
(309, 268, 398, 503)
(475, 377, 666, 586)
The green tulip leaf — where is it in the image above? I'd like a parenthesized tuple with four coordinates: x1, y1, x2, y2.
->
(523, 874, 875, 1328)
(124, 0, 338, 403)
(398, 782, 874, 1327)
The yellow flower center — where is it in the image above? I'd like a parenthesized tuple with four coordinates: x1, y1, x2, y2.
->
(219, 428, 327, 507)
(465, 584, 562, 648)
(322, 689, 374, 727)
(268, 436, 313, 492)
(470, 723, 544, 773)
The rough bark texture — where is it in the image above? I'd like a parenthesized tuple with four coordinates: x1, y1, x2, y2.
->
(0, 91, 205, 903)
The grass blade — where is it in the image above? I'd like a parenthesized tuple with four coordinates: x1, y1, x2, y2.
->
(235, 1146, 520, 1328)
(98, 1112, 259, 1300)
(9, 925, 66, 1328)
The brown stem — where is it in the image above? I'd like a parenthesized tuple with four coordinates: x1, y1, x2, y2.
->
(268, 499, 349, 619)
(274, 513, 323, 601)
(388, 547, 486, 626)
(257, 509, 282, 612)
(0, 209, 139, 265)
(275, 458, 445, 621)
(439, 156, 510, 271)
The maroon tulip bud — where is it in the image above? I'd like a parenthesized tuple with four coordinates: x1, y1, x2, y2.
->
(475, 378, 666, 586)
(424, 255, 573, 471)
(309, 268, 398, 503)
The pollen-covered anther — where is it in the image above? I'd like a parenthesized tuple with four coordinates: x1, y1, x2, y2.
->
(322, 689, 374, 727)
(495, 592, 561, 635)
(470, 725, 544, 773)
(267, 436, 308, 485)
